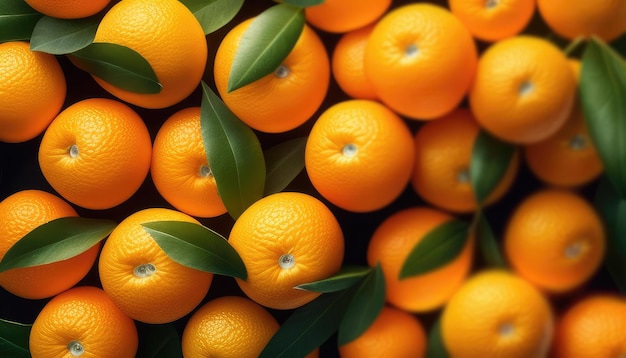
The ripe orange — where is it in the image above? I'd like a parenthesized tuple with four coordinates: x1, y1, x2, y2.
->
(0, 190, 100, 300)
(411, 108, 520, 213)
(552, 294, 626, 357)
(469, 35, 576, 144)
(228, 192, 344, 310)
(331, 24, 378, 100)
(0, 41, 66, 143)
(24, 0, 111, 19)
(363, 3, 477, 120)
(441, 270, 554, 358)
(98, 208, 213, 323)
(338, 306, 427, 358)
(29, 286, 138, 358)
(151, 107, 227, 218)
(537, 0, 626, 42)
(448, 0, 536, 42)
(305, 100, 414, 213)
(504, 189, 606, 293)
(214, 18, 329, 133)
(91, 0, 207, 109)
(304, 0, 391, 33)
(366, 206, 474, 313)
(38, 98, 152, 210)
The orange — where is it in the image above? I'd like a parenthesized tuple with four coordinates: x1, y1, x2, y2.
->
(304, 0, 391, 33)
(363, 3, 477, 120)
(151, 107, 227, 218)
(228, 192, 344, 310)
(305, 100, 414, 213)
(504, 189, 606, 293)
(38, 98, 152, 210)
(338, 306, 427, 358)
(214, 19, 329, 133)
(366, 206, 474, 313)
(524, 60, 603, 188)
(411, 108, 520, 213)
(469, 35, 576, 144)
(331, 24, 378, 100)
(24, 0, 111, 19)
(0, 41, 66, 143)
(441, 270, 554, 358)
(0, 190, 100, 300)
(537, 0, 626, 42)
(29, 286, 138, 358)
(98, 208, 213, 323)
(552, 294, 626, 357)
(91, 0, 207, 109)
(448, 0, 536, 42)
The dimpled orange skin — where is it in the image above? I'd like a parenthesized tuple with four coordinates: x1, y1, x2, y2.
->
(332, 24, 378, 100)
(0, 42, 66, 143)
(98, 208, 213, 324)
(93, 0, 207, 109)
(305, 0, 392, 33)
(0, 190, 100, 300)
(24, 0, 111, 19)
(38, 98, 152, 210)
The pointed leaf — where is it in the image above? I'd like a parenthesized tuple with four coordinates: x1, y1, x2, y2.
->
(142, 221, 246, 280)
(200, 82, 266, 219)
(0, 0, 42, 42)
(0, 319, 31, 358)
(337, 263, 385, 346)
(264, 136, 307, 195)
(30, 15, 99, 54)
(473, 210, 507, 268)
(581, 37, 626, 198)
(296, 265, 371, 293)
(426, 317, 450, 358)
(281, 0, 325, 7)
(136, 322, 183, 358)
(69, 42, 162, 94)
(181, 0, 244, 35)
(399, 219, 471, 279)
(470, 129, 517, 205)
(0, 217, 115, 273)
(228, 3, 305, 92)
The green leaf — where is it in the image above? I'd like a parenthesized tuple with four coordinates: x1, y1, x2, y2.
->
(228, 3, 305, 92)
(69, 42, 162, 94)
(580, 37, 626, 198)
(473, 210, 507, 269)
(399, 219, 471, 279)
(470, 129, 517, 205)
(0, 217, 115, 273)
(136, 322, 183, 358)
(181, 0, 244, 35)
(200, 82, 266, 220)
(0, 319, 31, 358)
(281, 0, 325, 7)
(426, 317, 450, 358)
(142, 221, 246, 280)
(30, 15, 99, 54)
(337, 263, 385, 346)
(263, 136, 307, 196)
(296, 265, 371, 293)
(0, 0, 42, 42)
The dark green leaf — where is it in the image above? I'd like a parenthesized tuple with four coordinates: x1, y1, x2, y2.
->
(228, 3, 305, 92)
(473, 210, 507, 269)
(0, 217, 115, 273)
(136, 322, 183, 358)
(281, 0, 325, 7)
(0, 319, 31, 358)
(399, 219, 471, 279)
(296, 265, 371, 293)
(264, 136, 307, 195)
(337, 263, 385, 346)
(581, 37, 626, 198)
(470, 129, 517, 205)
(0, 0, 42, 42)
(181, 0, 244, 35)
(69, 42, 162, 94)
(142, 221, 246, 280)
(200, 82, 266, 220)
(30, 15, 99, 54)
(426, 317, 450, 358)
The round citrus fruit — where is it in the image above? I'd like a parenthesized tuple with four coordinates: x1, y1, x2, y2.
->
(364, 3, 477, 120)
(151, 107, 227, 218)
(305, 100, 414, 213)
(441, 270, 554, 358)
(98, 208, 213, 323)
(228, 192, 344, 310)
(331, 24, 378, 100)
(0, 41, 66, 143)
(367, 206, 474, 313)
(304, 0, 391, 33)
(38, 98, 152, 210)
(214, 18, 329, 133)
(0, 190, 100, 300)
(24, 0, 111, 19)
